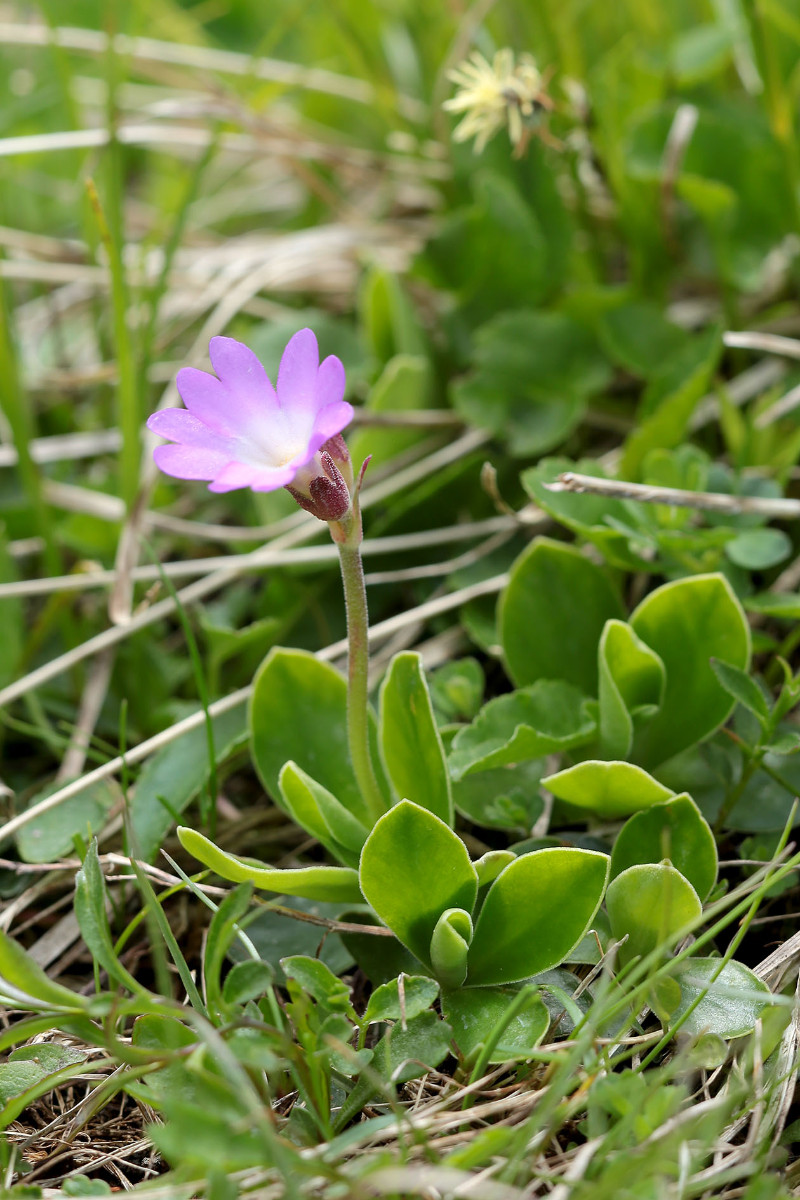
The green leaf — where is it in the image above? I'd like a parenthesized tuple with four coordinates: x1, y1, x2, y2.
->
(358, 266, 426, 363)
(544, 760, 673, 820)
(746, 592, 800, 620)
(442, 984, 549, 1063)
(278, 762, 369, 867)
(606, 863, 702, 965)
(430, 908, 472, 989)
(222, 960, 275, 1007)
(429, 658, 484, 724)
(379, 652, 452, 823)
(595, 300, 689, 377)
(630, 574, 751, 768)
(203, 883, 252, 1020)
(724, 528, 792, 570)
(449, 680, 596, 781)
(500, 538, 624, 692)
(466, 849, 609, 986)
(621, 325, 723, 478)
(130, 703, 247, 862)
(378, 1009, 452, 1084)
(74, 841, 146, 995)
(348, 355, 431, 471)
(362, 975, 440, 1025)
(665, 958, 772, 1038)
(358, 800, 478, 969)
(452, 311, 611, 457)
(610, 794, 718, 900)
(473, 850, 516, 888)
(522, 458, 649, 571)
(710, 659, 770, 725)
(0, 1046, 91, 1128)
(250, 648, 385, 828)
(452, 762, 544, 831)
(281, 955, 352, 1012)
(177, 826, 363, 903)
(17, 778, 121, 864)
(598, 619, 666, 759)
(0, 929, 89, 1009)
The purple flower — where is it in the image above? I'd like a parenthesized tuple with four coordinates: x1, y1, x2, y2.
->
(147, 329, 353, 495)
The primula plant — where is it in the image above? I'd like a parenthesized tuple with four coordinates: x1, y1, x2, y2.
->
(142, 331, 784, 1065)
(152, 333, 612, 1058)
(7, 5, 800, 1194)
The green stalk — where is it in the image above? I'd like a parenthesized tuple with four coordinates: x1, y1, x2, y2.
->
(335, 523, 388, 825)
(0, 273, 60, 577)
(86, 175, 140, 513)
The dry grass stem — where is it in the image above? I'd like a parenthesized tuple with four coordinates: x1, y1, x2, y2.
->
(546, 471, 800, 518)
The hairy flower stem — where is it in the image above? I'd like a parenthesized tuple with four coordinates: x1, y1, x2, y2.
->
(335, 521, 387, 825)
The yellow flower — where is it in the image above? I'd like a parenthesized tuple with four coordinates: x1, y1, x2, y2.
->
(443, 49, 551, 155)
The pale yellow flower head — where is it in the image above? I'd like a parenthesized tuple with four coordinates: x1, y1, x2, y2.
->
(443, 49, 548, 155)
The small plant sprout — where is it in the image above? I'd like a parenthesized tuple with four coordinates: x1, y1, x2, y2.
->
(443, 49, 556, 156)
(148, 329, 386, 822)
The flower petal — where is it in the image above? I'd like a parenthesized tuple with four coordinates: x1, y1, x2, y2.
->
(147, 407, 233, 454)
(312, 400, 355, 443)
(277, 328, 319, 415)
(317, 354, 346, 407)
(209, 461, 295, 493)
(208, 336, 277, 405)
(175, 367, 239, 437)
(153, 443, 230, 481)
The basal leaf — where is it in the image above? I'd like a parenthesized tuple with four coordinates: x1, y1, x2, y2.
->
(177, 827, 362, 903)
(630, 574, 751, 768)
(467, 849, 609, 986)
(358, 800, 477, 969)
(379, 652, 452, 824)
(449, 680, 595, 781)
(544, 760, 673, 820)
(500, 538, 624, 692)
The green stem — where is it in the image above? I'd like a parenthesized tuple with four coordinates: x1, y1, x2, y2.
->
(335, 525, 387, 825)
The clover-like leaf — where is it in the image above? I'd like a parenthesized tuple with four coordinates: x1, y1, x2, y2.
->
(663, 958, 773, 1039)
(449, 680, 595, 781)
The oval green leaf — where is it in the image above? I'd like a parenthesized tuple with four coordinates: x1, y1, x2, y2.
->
(665, 957, 773, 1039)
(499, 538, 624, 692)
(467, 848, 610, 986)
(630, 574, 751, 768)
(250, 648, 386, 827)
(279, 762, 369, 867)
(379, 652, 452, 823)
(544, 760, 673, 820)
(598, 619, 666, 759)
(177, 826, 363, 903)
(610, 794, 718, 900)
(358, 800, 478, 969)
(606, 862, 702, 965)
(442, 984, 549, 1063)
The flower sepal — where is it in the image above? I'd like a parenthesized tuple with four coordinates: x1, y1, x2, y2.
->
(286, 441, 353, 524)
